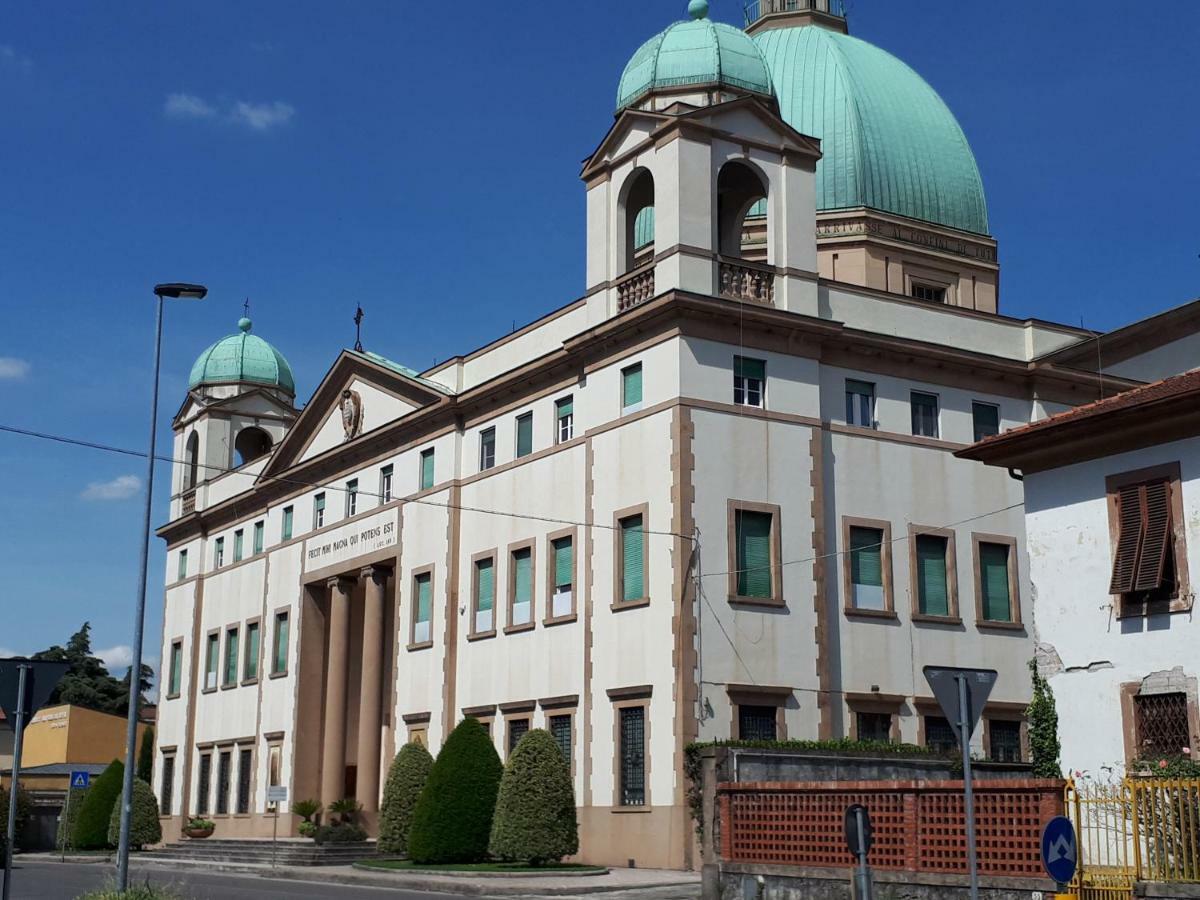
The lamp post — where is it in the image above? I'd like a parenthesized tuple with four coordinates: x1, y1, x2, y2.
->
(116, 282, 207, 891)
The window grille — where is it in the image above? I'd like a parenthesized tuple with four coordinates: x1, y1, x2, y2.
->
(550, 715, 572, 764)
(1134, 692, 1190, 759)
(216, 750, 232, 815)
(620, 706, 646, 806)
(925, 715, 956, 754)
(236, 748, 252, 815)
(508, 718, 530, 754)
(196, 753, 212, 816)
(989, 720, 1022, 762)
(160, 755, 175, 815)
(738, 705, 777, 741)
(856, 712, 892, 743)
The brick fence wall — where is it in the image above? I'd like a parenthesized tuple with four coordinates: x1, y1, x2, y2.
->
(718, 779, 1063, 878)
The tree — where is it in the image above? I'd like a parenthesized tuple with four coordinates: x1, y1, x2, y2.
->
(107, 778, 162, 850)
(489, 729, 579, 864)
(1027, 658, 1062, 779)
(408, 718, 502, 864)
(137, 726, 155, 783)
(31, 623, 130, 715)
(0, 784, 31, 858)
(73, 760, 124, 849)
(378, 742, 433, 856)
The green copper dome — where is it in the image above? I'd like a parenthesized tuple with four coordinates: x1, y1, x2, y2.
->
(188, 317, 295, 395)
(617, 2, 774, 111)
(753, 26, 989, 235)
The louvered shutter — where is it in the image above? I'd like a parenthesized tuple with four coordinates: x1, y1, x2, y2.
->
(735, 357, 766, 382)
(553, 538, 573, 588)
(476, 559, 494, 612)
(621, 516, 644, 601)
(849, 527, 883, 588)
(1134, 481, 1171, 591)
(1109, 484, 1145, 594)
(916, 535, 949, 616)
(514, 550, 532, 604)
(979, 543, 1011, 621)
(623, 365, 643, 409)
(736, 510, 773, 598)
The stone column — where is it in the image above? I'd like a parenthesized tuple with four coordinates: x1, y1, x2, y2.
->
(356, 565, 387, 813)
(320, 575, 354, 807)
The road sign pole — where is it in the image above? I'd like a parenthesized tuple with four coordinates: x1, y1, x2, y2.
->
(60, 788, 71, 863)
(958, 674, 979, 900)
(854, 807, 873, 900)
(2, 664, 30, 900)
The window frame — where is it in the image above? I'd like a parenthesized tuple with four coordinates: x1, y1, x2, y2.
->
(845, 379, 876, 429)
(222, 625, 239, 689)
(505, 540, 536, 634)
(1121, 681, 1200, 764)
(215, 747, 232, 816)
(972, 533, 1022, 628)
(613, 503, 651, 610)
(345, 479, 358, 517)
(841, 517, 895, 618)
(235, 745, 254, 816)
(1106, 462, 1191, 616)
(167, 638, 184, 699)
(972, 401, 1000, 442)
(195, 750, 213, 816)
(203, 630, 220, 692)
(733, 355, 766, 409)
(159, 751, 176, 815)
(409, 565, 435, 650)
(911, 282, 947, 304)
(419, 448, 435, 491)
(621, 362, 643, 414)
(726, 500, 783, 608)
(514, 413, 534, 459)
(479, 427, 496, 471)
(233, 529, 244, 563)
(609, 690, 652, 809)
(846, 692, 904, 743)
(313, 493, 326, 529)
(253, 520, 264, 555)
(505, 712, 532, 759)
(214, 536, 225, 569)
(727, 685, 791, 741)
(545, 527, 578, 625)
(546, 710, 576, 777)
(269, 608, 290, 677)
(242, 618, 261, 684)
(379, 464, 394, 503)
(910, 390, 940, 439)
(469, 550, 498, 640)
(177, 548, 188, 581)
(555, 395, 574, 444)
(908, 525, 960, 623)
(281, 505, 294, 541)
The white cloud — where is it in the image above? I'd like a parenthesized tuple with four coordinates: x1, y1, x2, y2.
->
(164, 92, 216, 120)
(230, 100, 295, 131)
(0, 45, 32, 72)
(0, 357, 30, 379)
(96, 645, 133, 670)
(81, 474, 142, 501)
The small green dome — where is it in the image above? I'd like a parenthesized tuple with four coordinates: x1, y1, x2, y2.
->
(188, 318, 295, 395)
(754, 26, 989, 235)
(617, 5, 774, 112)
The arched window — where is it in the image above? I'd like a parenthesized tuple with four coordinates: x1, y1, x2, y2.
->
(717, 160, 769, 262)
(620, 168, 655, 273)
(234, 427, 272, 467)
(184, 432, 199, 490)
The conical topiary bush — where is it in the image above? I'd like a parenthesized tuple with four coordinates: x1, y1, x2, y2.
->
(107, 777, 162, 849)
(378, 741, 433, 856)
(408, 718, 502, 864)
(489, 729, 579, 864)
(73, 760, 124, 850)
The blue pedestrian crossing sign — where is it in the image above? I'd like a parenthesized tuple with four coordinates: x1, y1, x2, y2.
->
(70, 771, 90, 789)
(1041, 815, 1078, 884)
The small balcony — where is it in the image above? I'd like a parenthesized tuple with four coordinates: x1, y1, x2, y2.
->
(744, 0, 846, 26)
(616, 265, 656, 313)
(181, 489, 196, 516)
(719, 258, 776, 305)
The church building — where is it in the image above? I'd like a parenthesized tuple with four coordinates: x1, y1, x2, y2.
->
(153, 0, 1179, 869)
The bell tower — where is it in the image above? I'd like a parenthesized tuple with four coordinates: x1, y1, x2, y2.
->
(745, 0, 848, 36)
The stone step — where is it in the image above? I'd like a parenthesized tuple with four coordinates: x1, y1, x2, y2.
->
(152, 839, 376, 868)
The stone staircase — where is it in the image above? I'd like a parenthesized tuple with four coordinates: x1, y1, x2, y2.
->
(149, 837, 377, 867)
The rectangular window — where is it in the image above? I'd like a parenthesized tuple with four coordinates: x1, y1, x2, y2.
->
(621, 363, 643, 413)
(856, 712, 893, 743)
(733, 356, 765, 408)
(845, 379, 875, 428)
(419, 449, 435, 491)
(204, 633, 219, 690)
(910, 391, 939, 438)
(734, 509, 774, 600)
(510, 546, 533, 627)
(619, 706, 646, 807)
(551, 536, 574, 618)
(160, 754, 175, 815)
(507, 718, 530, 755)
(178, 549, 188, 581)
(473, 557, 495, 635)
(738, 705, 777, 742)
(1110, 477, 1176, 602)
(556, 395, 574, 443)
(233, 529, 244, 563)
(214, 537, 225, 569)
(243, 621, 260, 681)
(282, 506, 294, 541)
(978, 540, 1014, 622)
(223, 626, 239, 687)
(380, 465, 393, 503)
(619, 513, 646, 603)
(849, 526, 886, 610)
(253, 521, 264, 555)
(236, 747, 252, 815)
(972, 402, 1000, 442)
(480, 428, 496, 470)
(271, 612, 289, 675)
(168, 640, 183, 697)
(216, 749, 232, 815)
(515, 414, 533, 459)
(413, 571, 432, 645)
(915, 534, 951, 617)
(925, 715, 957, 754)
(313, 493, 325, 529)
(1133, 692, 1190, 759)
(989, 720, 1022, 762)
(196, 752, 212, 816)
(549, 714, 572, 765)
(913, 283, 947, 303)
(345, 479, 358, 517)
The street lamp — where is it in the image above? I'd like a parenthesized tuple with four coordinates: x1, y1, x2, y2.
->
(116, 282, 207, 891)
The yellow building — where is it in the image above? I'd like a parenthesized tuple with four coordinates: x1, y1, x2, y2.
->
(1, 704, 147, 792)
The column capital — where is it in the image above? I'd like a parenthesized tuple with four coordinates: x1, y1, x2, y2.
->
(327, 574, 355, 593)
(360, 564, 390, 583)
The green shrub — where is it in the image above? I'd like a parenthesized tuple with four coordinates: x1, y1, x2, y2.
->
(314, 823, 368, 844)
(489, 729, 578, 864)
(408, 718, 503, 864)
(57, 786, 88, 851)
(378, 742, 433, 856)
(292, 799, 321, 823)
(73, 760, 124, 850)
(0, 784, 32, 857)
(298, 821, 318, 839)
(327, 797, 361, 825)
(137, 726, 155, 783)
(76, 881, 185, 899)
(107, 777, 162, 849)
(1027, 659, 1062, 779)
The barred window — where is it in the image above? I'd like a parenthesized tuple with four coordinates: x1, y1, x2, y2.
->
(549, 715, 572, 765)
(738, 705, 777, 742)
(196, 753, 212, 816)
(508, 718, 530, 755)
(925, 715, 957, 755)
(856, 712, 892, 743)
(619, 706, 646, 807)
(236, 747, 252, 815)
(216, 750, 232, 816)
(160, 754, 175, 815)
(1134, 692, 1190, 759)
(989, 720, 1022, 762)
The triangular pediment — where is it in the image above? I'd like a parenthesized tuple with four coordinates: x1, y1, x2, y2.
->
(171, 386, 296, 428)
(581, 108, 671, 181)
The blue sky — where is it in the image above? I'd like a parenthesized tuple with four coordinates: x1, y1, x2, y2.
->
(1, 1, 1198, 680)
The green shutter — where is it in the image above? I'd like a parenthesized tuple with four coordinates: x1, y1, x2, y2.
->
(170, 645, 181, 695)
(245, 623, 260, 680)
(514, 549, 532, 604)
(224, 631, 238, 685)
(916, 535, 949, 616)
(633, 205, 655, 250)
(557, 397, 573, 418)
(622, 365, 643, 409)
(621, 515, 644, 601)
(516, 414, 533, 457)
(254, 522, 264, 554)
(849, 527, 883, 587)
(417, 574, 431, 623)
(735, 357, 766, 381)
(476, 559, 494, 612)
(980, 543, 1011, 621)
(282, 507, 293, 540)
(553, 537, 573, 588)
(421, 450, 434, 490)
(274, 615, 288, 674)
(178, 550, 187, 580)
(736, 510, 773, 598)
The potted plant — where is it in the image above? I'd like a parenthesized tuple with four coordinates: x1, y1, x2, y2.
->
(293, 799, 322, 840)
(184, 817, 215, 839)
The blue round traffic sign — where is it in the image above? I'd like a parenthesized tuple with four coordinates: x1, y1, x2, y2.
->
(1041, 816, 1078, 884)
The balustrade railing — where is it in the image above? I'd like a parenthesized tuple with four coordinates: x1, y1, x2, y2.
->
(182, 490, 196, 515)
(744, 0, 845, 25)
(617, 265, 656, 313)
(720, 259, 775, 305)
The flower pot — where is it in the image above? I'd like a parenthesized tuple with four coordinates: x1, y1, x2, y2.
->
(184, 826, 214, 839)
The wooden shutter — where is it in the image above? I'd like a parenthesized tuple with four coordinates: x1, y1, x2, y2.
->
(553, 537, 573, 588)
(1134, 481, 1172, 592)
(736, 510, 774, 598)
(979, 542, 1012, 621)
(514, 549, 532, 604)
(916, 535, 949, 616)
(849, 527, 884, 588)
(623, 365, 643, 409)
(621, 516, 644, 601)
(476, 559, 494, 612)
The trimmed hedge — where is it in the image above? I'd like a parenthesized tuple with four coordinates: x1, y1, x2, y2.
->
(56, 786, 88, 851)
(0, 785, 32, 858)
(73, 760, 124, 850)
(378, 741, 433, 856)
(489, 729, 578, 864)
(137, 726, 155, 783)
(314, 823, 368, 844)
(107, 777, 162, 850)
(408, 718, 502, 864)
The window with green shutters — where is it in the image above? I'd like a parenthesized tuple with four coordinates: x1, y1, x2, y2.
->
(233, 529, 244, 562)
(205, 633, 219, 690)
(622, 363, 643, 412)
(474, 557, 495, 635)
(244, 622, 260, 681)
(214, 537, 224, 568)
(345, 479, 358, 516)
(271, 612, 289, 675)
(551, 535, 574, 618)
(618, 513, 646, 603)
(413, 571, 432, 644)
(419, 449, 435, 491)
(168, 640, 182, 697)
(510, 547, 533, 627)
(178, 549, 188, 581)
(848, 525, 886, 610)
(480, 428, 496, 470)
(734, 356, 766, 407)
(223, 626, 239, 687)
(915, 533, 952, 617)
(282, 506, 293, 541)
(556, 395, 574, 443)
(313, 493, 325, 529)
(978, 541, 1014, 622)
(515, 413, 533, 458)
(734, 509, 775, 600)
(253, 521, 264, 555)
